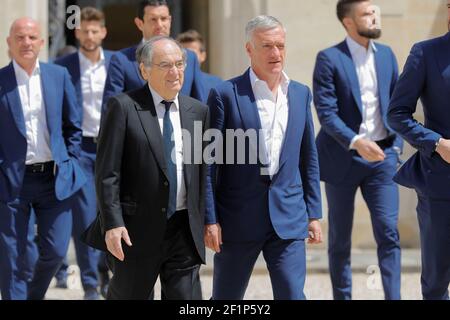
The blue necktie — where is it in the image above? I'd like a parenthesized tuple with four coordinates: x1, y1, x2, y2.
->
(161, 100, 177, 219)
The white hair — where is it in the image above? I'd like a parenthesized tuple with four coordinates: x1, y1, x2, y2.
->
(245, 15, 286, 44)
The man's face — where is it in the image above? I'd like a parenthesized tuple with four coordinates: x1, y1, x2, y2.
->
(7, 19, 43, 66)
(75, 20, 107, 53)
(246, 26, 286, 80)
(141, 40, 185, 100)
(348, 1, 382, 39)
(181, 40, 206, 64)
(135, 5, 171, 40)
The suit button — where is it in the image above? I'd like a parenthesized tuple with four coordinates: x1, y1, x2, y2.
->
(161, 208, 166, 213)
(164, 182, 169, 187)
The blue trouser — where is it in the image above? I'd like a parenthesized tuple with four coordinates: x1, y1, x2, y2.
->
(212, 231, 306, 300)
(0, 170, 72, 300)
(326, 149, 401, 300)
(55, 139, 100, 291)
(416, 195, 450, 300)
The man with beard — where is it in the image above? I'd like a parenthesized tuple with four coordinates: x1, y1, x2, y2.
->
(313, 0, 403, 300)
(387, 0, 450, 300)
(54, 7, 113, 300)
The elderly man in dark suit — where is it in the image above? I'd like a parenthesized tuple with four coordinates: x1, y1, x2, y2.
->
(83, 36, 208, 300)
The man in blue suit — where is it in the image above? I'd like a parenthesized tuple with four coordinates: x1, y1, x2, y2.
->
(0, 17, 85, 300)
(313, 0, 402, 300)
(54, 7, 112, 300)
(387, 1, 450, 300)
(205, 15, 323, 300)
(177, 29, 223, 99)
(102, 0, 205, 108)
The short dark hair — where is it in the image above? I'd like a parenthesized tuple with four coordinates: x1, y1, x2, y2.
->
(336, 0, 368, 22)
(137, 0, 169, 20)
(176, 29, 205, 52)
(80, 7, 105, 26)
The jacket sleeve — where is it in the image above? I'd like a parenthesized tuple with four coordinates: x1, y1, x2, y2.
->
(96, 96, 127, 231)
(204, 88, 225, 225)
(102, 53, 125, 115)
(61, 68, 83, 159)
(313, 51, 359, 149)
(300, 88, 322, 220)
(387, 43, 441, 158)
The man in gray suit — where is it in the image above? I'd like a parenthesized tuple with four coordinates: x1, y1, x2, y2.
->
(83, 36, 209, 300)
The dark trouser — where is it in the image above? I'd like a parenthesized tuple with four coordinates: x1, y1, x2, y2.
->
(106, 210, 202, 300)
(416, 195, 450, 300)
(326, 148, 401, 300)
(0, 169, 72, 300)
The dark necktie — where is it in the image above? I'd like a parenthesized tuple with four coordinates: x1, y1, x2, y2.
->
(161, 100, 177, 219)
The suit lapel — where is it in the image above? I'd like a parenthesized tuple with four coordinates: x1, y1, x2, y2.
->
(40, 64, 57, 138)
(373, 44, 388, 115)
(179, 95, 196, 190)
(235, 69, 262, 131)
(72, 55, 82, 106)
(134, 85, 168, 180)
(278, 82, 299, 169)
(338, 41, 363, 114)
(4, 63, 27, 137)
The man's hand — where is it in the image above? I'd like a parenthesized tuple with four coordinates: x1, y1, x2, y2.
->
(105, 227, 132, 261)
(354, 138, 385, 162)
(204, 223, 223, 253)
(308, 219, 323, 245)
(436, 138, 450, 164)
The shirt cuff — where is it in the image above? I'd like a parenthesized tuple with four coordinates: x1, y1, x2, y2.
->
(349, 134, 365, 150)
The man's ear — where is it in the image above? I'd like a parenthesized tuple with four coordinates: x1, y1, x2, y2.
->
(342, 16, 352, 30)
(139, 62, 149, 81)
(134, 17, 144, 33)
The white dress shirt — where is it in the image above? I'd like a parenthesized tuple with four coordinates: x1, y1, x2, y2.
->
(79, 49, 107, 138)
(346, 36, 388, 149)
(250, 68, 290, 177)
(149, 85, 187, 211)
(13, 60, 53, 164)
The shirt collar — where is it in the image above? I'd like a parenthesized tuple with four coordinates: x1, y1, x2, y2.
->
(78, 48, 105, 67)
(148, 84, 179, 111)
(13, 59, 41, 78)
(249, 68, 290, 93)
(345, 36, 377, 55)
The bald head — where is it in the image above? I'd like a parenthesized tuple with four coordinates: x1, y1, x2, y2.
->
(9, 17, 41, 37)
(7, 17, 43, 73)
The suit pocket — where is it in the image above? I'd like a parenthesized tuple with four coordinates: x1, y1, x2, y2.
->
(121, 202, 137, 216)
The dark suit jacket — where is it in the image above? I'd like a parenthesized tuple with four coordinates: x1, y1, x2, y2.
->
(388, 32, 450, 200)
(313, 40, 402, 184)
(83, 85, 208, 262)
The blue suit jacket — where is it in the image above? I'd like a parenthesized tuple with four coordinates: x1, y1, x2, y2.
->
(205, 69, 322, 242)
(0, 62, 86, 202)
(201, 71, 223, 101)
(102, 45, 205, 109)
(54, 49, 114, 112)
(387, 32, 450, 200)
(313, 40, 402, 184)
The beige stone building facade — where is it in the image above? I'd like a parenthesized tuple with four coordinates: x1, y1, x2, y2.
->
(1, 0, 448, 248)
